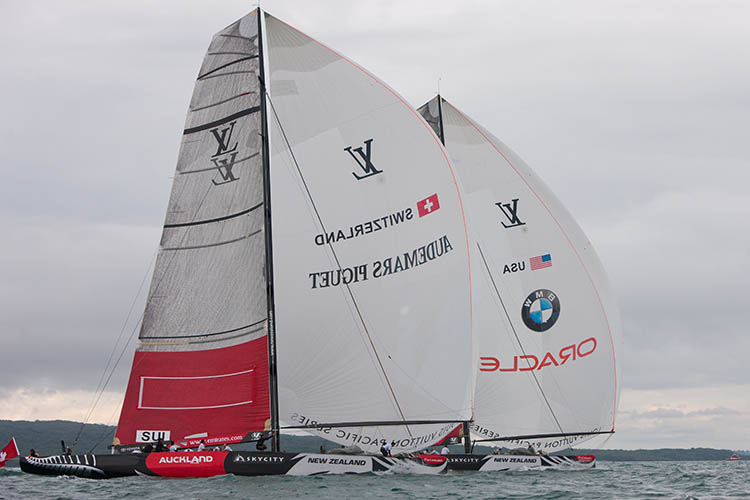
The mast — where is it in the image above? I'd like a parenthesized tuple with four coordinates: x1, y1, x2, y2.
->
(257, 8, 280, 453)
(436, 93, 446, 145)
(436, 94, 471, 455)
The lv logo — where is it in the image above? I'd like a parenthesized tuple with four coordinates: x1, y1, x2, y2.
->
(345, 139, 382, 180)
(209, 121, 240, 185)
(496, 198, 525, 228)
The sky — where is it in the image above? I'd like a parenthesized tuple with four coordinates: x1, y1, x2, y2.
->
(1, 0, 748, 450)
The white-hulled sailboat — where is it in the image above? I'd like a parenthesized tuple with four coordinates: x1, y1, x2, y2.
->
(21, 10, 475, 479)
(417, 96, 622, 471)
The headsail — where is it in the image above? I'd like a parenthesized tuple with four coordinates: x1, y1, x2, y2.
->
(418, 96, 621, 452)
(115, 12, 271, 448)
(264, 15, 474, 453)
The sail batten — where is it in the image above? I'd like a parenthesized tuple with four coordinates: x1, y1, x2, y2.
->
(163, 202, 263, 228)
(183, 106, 260, 134)
(140, 319, 267, 340)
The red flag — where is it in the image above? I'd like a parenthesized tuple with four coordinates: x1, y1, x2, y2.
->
(431, 424, 462, 446)
(0, 438, 19, 467)
(417, 193, 440, 217)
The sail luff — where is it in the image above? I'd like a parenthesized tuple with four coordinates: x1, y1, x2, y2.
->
(256, 7, 281, 455)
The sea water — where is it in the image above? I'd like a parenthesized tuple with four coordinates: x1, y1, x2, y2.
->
(1, 461, 748, 499)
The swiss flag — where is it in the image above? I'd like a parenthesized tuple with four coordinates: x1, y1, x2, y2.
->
(0, 438, 19, 467)
(417, 193, 440, 217)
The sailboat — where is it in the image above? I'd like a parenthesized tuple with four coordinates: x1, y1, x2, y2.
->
(21, 10, 476, 478)
(417, 96, 622, 471)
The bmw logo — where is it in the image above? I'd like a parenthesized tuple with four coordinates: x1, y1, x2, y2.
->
(521, 289, 560, 332)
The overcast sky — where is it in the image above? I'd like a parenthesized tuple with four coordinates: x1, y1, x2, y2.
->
(1, 0, 748, 450)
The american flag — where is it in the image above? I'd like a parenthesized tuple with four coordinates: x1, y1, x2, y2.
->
(530, 253, 552, 270)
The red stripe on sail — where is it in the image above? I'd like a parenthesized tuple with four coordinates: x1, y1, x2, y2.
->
(432, 424, 462, 446)
(115, 338, 269, 446)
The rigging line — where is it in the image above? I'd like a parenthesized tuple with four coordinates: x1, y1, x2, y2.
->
(383, 354, 468, 419)
(87, 396, 125, 453)
(476, 242, 565, 435)
(74, 248, 158, 445)
(80, 182, 218, 437)
(265, 92, 412, 437)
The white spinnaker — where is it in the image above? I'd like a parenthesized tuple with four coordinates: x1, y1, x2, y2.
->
(262, 15, 473, 453)
(418, 97, 621, 452)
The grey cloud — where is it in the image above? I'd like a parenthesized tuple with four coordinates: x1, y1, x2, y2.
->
(1, 0, 748, 448)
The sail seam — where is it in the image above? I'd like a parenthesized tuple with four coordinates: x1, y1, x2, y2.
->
(164, 202, 263, 228)
(183, 106, 260, 135)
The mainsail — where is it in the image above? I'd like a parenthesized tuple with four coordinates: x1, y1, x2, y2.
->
(418, 96, 622, 452)
(115, 13, 270, 448)
(114, 12, 475, 454)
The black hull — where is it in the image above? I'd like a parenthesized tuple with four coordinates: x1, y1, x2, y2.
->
(20, 451, 595, 478)
(20, 451, 446, 479)
(446, 453, 596, 471)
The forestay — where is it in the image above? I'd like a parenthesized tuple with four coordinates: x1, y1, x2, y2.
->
(115, 12, 271, 449)
(418, 96, 621, 452)
(264, 15, 474, 453)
